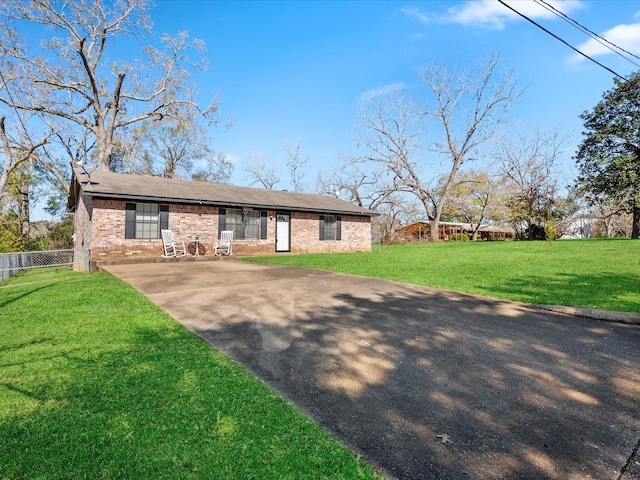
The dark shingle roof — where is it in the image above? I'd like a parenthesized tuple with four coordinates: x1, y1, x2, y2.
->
(70, 169, 376, 216)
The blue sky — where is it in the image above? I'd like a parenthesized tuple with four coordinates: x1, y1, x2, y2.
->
(115, 1, 640, 189)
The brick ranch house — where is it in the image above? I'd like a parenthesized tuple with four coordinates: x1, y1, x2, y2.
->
(67, 168, 377, 271)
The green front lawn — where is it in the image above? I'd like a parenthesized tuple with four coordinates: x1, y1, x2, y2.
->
(243, 239, 640, 313)
(0, 268, 380, 479)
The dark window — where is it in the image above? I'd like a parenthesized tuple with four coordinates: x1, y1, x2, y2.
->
(260, 211, 268, 240)
(219, 208, 264, 240)
(125, 203, 166, 239)
(319, 215, 342, 241)
(135, 203, 159, 239)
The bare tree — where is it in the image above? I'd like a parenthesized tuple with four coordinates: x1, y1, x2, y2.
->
(284, 141, 309, 192)
(317, 155, 395, 211)
(357, 54, 522, 240)
(244, 151, 281, 189)
(0, 115, 49, 202)
(0, 0, 218, 171)
(373, 195, 422, 243)
(317, 155, 418, 242)
(114, 117, 225, 180)
(586, 194, 630, 238)
(495, 128, 567, 239)
(42, 123, 94, 194)
(0, 91, 76, 233)
(192, 153, 233, 184)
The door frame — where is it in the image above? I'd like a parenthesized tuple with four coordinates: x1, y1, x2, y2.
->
(275, 212, 291, 252)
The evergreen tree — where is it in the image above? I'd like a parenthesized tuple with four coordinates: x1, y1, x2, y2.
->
(575, 72, 640, 239)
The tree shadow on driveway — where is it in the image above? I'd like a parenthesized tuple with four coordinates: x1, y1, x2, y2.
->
(109, 262, 640, 480)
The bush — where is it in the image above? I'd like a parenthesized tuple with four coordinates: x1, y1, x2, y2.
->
(48, 215, 74, 249)
(545, 223, 558, 245)
(450, 233, 470, 241)
(0, 224, 23, 252)
(526, 223, 546, 240)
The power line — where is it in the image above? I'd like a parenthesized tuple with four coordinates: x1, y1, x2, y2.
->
(533, 0, 640, 68)
(497, 0, 625, 80)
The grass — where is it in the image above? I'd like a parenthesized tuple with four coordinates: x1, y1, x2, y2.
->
(0, 268, 381, 479)
(242, 239, 640, 313)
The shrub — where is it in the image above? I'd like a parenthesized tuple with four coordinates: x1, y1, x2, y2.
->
(450, 233, 470, 241)
(0, 224, 23, 252)
(545, 223, 558, 245)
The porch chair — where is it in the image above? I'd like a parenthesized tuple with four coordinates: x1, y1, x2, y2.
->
(214, 230, 233, 256)
(161, 229, 187, 258)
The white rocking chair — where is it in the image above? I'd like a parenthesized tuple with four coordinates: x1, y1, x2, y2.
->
(161, 229, 187, 258)
(214, 230, 233, 256)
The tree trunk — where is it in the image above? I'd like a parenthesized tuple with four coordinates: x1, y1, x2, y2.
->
(20, 187, 30, 239)
(428, 220, 439, 241)
(430, 201, 444, 241)
(96, 128, 114, 171)
(18, 164, 32, 239)
(632, 205, 640, 239)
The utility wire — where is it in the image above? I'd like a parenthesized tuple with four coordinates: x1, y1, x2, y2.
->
(497, 0, 625, 80)
(533, 0, 640, 68)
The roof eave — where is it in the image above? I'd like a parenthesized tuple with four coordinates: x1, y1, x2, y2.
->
(83, 191, 378, 217)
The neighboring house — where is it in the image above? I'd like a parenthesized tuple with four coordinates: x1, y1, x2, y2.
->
(67, 168, 376, 271)
(397, 221, 514, 241)
(558, 217, 596, 239)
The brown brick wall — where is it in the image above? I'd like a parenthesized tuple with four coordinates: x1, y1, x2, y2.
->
(290, 212, 371, 254)
(83, 199, 372, 261)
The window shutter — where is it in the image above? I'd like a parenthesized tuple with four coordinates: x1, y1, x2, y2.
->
(159, 205, 169, 232)
(218, 208, 226, 237)
(336, 216, 342, 241)
(319, 215, 325, 241)
(260, 211, 268, 239)
(125, 203, 136, 239)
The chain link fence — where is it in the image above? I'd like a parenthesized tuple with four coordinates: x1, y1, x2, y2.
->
(371, 231, 382, 252)
(0, 249, 74, 281)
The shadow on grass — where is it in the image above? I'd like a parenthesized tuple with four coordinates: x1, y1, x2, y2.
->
(0, 320, 377, 479)
(0, 283, 57, 309)
(190, 276, 640, 480)
(483, 272, 640, 312)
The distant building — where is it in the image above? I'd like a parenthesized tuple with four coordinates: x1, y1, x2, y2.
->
(396, 221, 515, 241)
(558, 217, 596, 239)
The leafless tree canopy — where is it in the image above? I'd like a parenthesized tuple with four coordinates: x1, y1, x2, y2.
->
(113, 117, 231, 182)
(350, 53, 522, 240)
(0, 0, 218, 171)
(284, 141, 309, 193)
(244, 151, 281, 190)
(0, 113, 50, 203)
(494, 127, 567, 238)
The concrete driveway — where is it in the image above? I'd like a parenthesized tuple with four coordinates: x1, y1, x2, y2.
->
(102, 259, 640, 480)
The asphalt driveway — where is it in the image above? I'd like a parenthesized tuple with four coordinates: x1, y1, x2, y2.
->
(102, 259, 640, 480)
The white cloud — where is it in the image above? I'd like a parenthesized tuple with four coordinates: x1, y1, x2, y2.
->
(400, 6, 433, 24)
(570, 22, 640, 62)
(360, 83, 405, 101)
(444, 0, 519, 29)
(403, 0, 585, 30)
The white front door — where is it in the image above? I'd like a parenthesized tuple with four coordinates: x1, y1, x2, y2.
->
(276, 213, 290, 252)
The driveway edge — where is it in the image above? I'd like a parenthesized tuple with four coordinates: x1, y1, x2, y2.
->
(535, 305, 640, 325)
